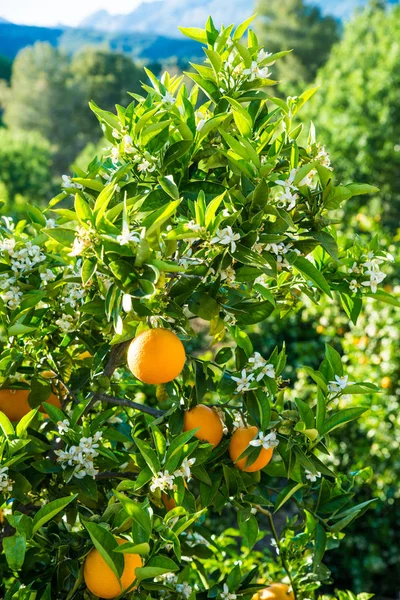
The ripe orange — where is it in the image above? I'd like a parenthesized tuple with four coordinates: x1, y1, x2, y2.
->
(127, 328, 186, 385)
(229, 426, 273, 472)
(84, 537, 142, 599)
(381, 376, 392, 389)
(0, 389, 61, 422)
(252, 583, 294, 600)
(162, 493, 176, 511)
(183, 404, 223, 448)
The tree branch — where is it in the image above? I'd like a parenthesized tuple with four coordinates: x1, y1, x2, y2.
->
(255, 505, 298, 600)
(91, 392, 164, 418)
(102, 342, 130, 378)
(95, 471, 137, 481)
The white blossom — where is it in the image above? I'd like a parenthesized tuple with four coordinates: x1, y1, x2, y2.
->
(257, 49, 273, 64)
(55, 314, 76, 333)
(161, 91, 176, 105)
(249, 430, 279, 450)
(243, 60, 272, 81)
(174, 457, 196, 480)
(231, 369, 255, 393)
(150, 470, 175, 493)
(305, 469, 321, 483)
(40, 269, 56, 284)
(55, 432, 102, 480)
(57, 419, 70, 434)
(176, 582, 192, 598)
(211, 226, 240, 253)
(349, 279, 360, 294)
(0, 467, 13, 495)
(117, 225, 141, 246)
(61, 175, 83, 190)
(220, 265, 236, 286)
(248, 352, 266, 370)
(328, 375, 353, 394)
(255, 363, 275, 382)
(220, 583, 237, 600)
(45, 218, 56, 229)
(275, 169, 299, 211)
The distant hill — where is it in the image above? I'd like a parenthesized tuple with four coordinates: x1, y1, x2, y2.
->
(79, 0, 400, 36)
(0, 22, 201, 63)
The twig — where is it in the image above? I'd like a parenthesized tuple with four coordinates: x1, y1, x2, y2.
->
(95, 471, 137, 481)
(102, 342, 130, 378)
(255, 505, 298, 600)
(91, 392, 164, 418)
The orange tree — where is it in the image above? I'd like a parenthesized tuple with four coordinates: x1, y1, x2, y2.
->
(0, 16, 396, 600)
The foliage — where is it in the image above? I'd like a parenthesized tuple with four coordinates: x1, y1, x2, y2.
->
(0, 43, 144, 173)
(0, 15, 396, 600)
(0, 129, 53, 210)
(0, 55, 12, 82)
(255, 0, 340, 89)
(306, 2, 400, 231)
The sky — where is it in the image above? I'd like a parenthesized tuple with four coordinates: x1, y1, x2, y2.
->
(0, 0, 153, 27)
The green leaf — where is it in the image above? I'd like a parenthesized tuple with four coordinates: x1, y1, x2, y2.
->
(114, 542, 150, 555)
(295, 397, 315, 429)
(158, 176, 180, 200)
(233, 14, 257, 40)
(16, 409, 38, 437)
(8, 324, 38, 337)
(313, 523, 327, 569)
(178, 26, 208, 44)
(75, 194, 93, 223)
(94, 184, 115, 226)
(133, 438, 161, 475)
(3, 534, 26, 570)
(32, 495, 78, 534)
(0, 411, 15, 436)
(189, 292, 220, 320)
(164, 140, 193, 167)
(292, 256, 332, 297)
(136, 556, 179, 581)
(144, 200, 181, 236)
(45, 228, 76, 247)
(81, 259, 97, 285)
(325, 344, 343, 377)
(83, 520, 124, 579)
(322, 407, 368, 435)
(274, 482, 304, 512)
(113, 492, 152, 544)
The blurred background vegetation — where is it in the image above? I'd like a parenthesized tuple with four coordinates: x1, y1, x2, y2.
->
(0, 0, 399, 597)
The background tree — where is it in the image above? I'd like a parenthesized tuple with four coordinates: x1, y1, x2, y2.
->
(70, 48, 143, 142)
(1, 43, 82, 173)
(306, 1, 400, 232)
(0, 129, 53, 212)
(0, 44, 144, 174)
(255, 0, 340, 89)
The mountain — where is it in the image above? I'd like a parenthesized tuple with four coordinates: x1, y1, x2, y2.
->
(80, 0, 251, 37)
(0, 21, 201, 63)
(79, 0, 400, 36)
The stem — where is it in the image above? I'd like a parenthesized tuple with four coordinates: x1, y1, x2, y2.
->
(255, 505, 298, 600)
(102, 342, 130, 378)
(91, 392, 164, 418)
(95, 471, 137, 481)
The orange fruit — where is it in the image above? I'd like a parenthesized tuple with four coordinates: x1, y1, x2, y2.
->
(381, 376, 392, 389)
(127, 329, 185, 385)
(84, 537, 142, 599)
(0, 389, 61, 422)
(162, 493, 176, 511)
(183, 404, 223, 448)
(229, 426, 273, 473)
(252, 583, 294, 600)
